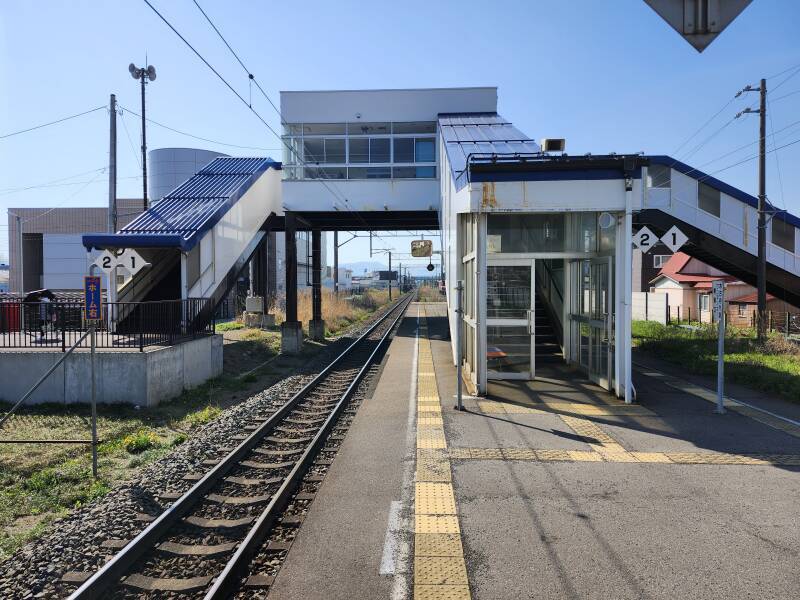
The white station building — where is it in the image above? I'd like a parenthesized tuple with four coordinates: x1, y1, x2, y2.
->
(84, 87, 800, 399)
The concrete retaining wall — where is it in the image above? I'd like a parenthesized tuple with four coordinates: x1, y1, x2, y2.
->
(0, 335, 223, 408)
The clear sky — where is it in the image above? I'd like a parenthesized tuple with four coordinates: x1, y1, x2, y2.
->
(1, 0, 798, 269)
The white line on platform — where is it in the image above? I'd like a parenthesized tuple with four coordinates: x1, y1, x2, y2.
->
(387, 307, 420, 600)
(379, 500, 403, 575)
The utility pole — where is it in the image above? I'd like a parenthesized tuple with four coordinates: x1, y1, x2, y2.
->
(140, 74, 148, 208)
(738, 79, 767, 341)
(15, 213, 23, 293)
(108, 94, 117, 233)
(129, 63, 156, 209)
(333, 230, 339, 295)
(388, 251, 392, 301)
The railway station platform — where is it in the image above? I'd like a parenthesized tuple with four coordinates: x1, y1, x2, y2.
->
(270, 302, 800, 600)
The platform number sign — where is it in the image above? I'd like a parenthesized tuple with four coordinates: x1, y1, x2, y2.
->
(633, 225, 688, 254)
(94, 248, 147, 276)
(632, 226, 657, 253)
(661, 225, 688, 253)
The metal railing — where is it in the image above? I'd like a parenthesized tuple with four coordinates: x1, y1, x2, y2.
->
(0, 298, 214, 351)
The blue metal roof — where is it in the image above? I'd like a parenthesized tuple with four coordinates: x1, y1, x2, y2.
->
(83, 157, 280, 251)
(438, 113, 540, 190)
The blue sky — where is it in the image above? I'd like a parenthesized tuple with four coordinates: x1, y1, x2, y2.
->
(1, 0, 798, 268)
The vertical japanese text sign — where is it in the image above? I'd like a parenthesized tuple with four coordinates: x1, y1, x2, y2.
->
(84, 275, 103, 322)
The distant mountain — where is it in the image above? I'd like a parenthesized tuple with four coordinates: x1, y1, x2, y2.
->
(340, 261, 439, 278)
(340, 261, 387, 275)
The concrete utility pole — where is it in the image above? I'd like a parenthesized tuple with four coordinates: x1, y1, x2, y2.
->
(108, 94, 117, 233)
(15, 213, 23, 293)
(757, 78, 767, 342)
(738, 78, 768, 341)
(388, 251, 392, 301)
(333, 230, 339, 295)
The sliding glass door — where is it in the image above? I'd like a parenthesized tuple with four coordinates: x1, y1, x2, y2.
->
(486, 260, 535, 380)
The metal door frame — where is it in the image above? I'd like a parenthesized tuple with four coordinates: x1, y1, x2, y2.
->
(486, 258, 535, 380)
(569, 257, 613, 390)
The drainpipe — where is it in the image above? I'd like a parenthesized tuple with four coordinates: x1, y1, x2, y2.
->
(624, 174, 634, 404)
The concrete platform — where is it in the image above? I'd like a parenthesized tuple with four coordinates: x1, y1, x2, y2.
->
(269, 302, 800, 599)
(269, 304, 419, 599)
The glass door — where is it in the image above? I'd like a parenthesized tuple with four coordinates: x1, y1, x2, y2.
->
(486, 260, 535, 380)
(571, 257, 613, 389)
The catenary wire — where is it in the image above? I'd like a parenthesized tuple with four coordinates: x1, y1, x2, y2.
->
(188, 0, 389, 239)
(141, 0, 355, 217)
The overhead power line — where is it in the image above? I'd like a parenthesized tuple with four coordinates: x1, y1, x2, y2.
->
(701, 137, 800, 180)
(0, 106, 105, 139)
(187, 0, 385, 240)
(119, 104, 280, 152)
(143, 0, 382, 242)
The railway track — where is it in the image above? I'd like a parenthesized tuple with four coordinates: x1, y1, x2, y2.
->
(66, 294, 413, 599)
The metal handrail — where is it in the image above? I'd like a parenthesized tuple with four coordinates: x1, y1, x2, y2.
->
(541, 259, 563, 302)
(0, 329, 91, 431)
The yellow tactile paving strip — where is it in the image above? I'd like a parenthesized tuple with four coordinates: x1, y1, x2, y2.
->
(447, 447, 800, 465)
(477, 399, 654, 417)
(414, 308, 471, 600)
(475, 382, 800, 466)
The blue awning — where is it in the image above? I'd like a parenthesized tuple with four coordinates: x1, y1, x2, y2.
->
(83, 157, 280, 251)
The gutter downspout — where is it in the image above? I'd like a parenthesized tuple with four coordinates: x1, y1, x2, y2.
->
(624, 176, 634, 404)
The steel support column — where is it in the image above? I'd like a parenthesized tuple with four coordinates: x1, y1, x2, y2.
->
(309, 229, 325, 341)
(281, 213, 303, 353)
(285, 214, 297, 322)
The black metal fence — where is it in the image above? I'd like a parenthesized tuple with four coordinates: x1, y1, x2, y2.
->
(0, 298, 214, 351)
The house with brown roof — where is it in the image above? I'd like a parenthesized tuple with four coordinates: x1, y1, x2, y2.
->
(649, 252, 796, 324)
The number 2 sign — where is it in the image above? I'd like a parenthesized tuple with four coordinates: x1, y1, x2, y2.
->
(632, 226, 657, 253)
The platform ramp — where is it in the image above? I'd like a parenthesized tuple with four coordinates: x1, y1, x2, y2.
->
(83, 157, 283, 314)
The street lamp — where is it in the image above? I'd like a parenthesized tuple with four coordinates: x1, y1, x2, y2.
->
(129, 63, 156, 208)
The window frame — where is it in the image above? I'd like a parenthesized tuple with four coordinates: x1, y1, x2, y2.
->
(698, 182, 721, 218)
(282, 121, 438, 180)
(771, 216, 796, 253)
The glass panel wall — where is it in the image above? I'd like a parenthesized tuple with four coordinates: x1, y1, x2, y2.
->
(487, 213, 615, 256)
(283, 121, 437, 180)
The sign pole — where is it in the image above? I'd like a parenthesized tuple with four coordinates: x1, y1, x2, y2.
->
(454, 280, 464, 411)
(713, 279, 726, 414)
(90, 324, 98, 477)
(84, 274, 103, 478)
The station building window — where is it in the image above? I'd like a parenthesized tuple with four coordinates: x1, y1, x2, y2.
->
(698, 182, 721, 217)
(283, 121, 437, 180)
(771, 217, 796, 253)
(647, 164, 671, 188)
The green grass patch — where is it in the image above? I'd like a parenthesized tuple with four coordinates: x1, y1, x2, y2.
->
(633, 320, 800, 403)
(214, 320, 245, 331)
(122, 430, 159, 454)
(183, 405, 222, 428)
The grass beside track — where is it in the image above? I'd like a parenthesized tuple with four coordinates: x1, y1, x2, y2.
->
(632, 320, 800, 404)
(0, 292, 398, 561)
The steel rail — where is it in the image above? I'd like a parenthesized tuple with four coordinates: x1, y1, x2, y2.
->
(67, 295, 412, 599)
(205, 293, 412, 598)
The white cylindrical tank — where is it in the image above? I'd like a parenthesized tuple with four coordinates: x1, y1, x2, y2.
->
(148, 147, 230, 202)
